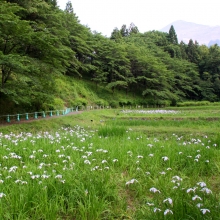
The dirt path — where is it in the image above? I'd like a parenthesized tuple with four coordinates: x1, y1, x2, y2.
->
(0, 111, 83, 127)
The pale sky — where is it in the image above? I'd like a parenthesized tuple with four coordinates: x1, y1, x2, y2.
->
(57, 0, 220, 37)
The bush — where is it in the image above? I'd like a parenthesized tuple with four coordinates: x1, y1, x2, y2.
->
(109, 101, 119, 108)
(157, 100, 171, 107)
(40, 97, 65, 111)
(146, 99, 156, 105)
(95, 99, 109, 106)
(127, 100, 134, 106)
(74, 98, 88, 106)
(177, 101, 211, 107)
(119, 99, 128, 106)
(212, 102, 220, 106)
(53, 98, 65, 109)
(131, 99, 145, 105)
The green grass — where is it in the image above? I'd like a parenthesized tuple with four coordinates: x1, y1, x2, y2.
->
(0, 107, 220, 219)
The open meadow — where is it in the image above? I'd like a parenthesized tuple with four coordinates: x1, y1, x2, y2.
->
(0, 106, 220, 219)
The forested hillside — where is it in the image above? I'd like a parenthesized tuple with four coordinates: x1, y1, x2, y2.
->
(1, 0, 220, 114)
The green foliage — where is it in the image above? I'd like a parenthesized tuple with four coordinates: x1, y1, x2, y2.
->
(157, 99, 171, 107)
(167, 25, 178, 44)
(0, 0, 73, 108)
(186, 40, 200, 64)
(74, 98, 88, 106)
(97, 124, 126, 137)
(109, 101, 119, 108)
(177, 101, 211, 107)
(110, 27, 122, 42)
(119, 99, 130, 106)
(94, 99, 108, 106)
(50, 97, 65, 109)
(0, 0, 220, 114)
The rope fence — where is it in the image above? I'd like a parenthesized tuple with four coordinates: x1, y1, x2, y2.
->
(0, 106, 78, 124)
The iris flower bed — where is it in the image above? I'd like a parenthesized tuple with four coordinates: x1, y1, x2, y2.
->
(121, 109, 180, 114)
(0, 125, 219, 219)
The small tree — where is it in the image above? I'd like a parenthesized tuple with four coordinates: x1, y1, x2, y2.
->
(168, 25, 178, 45)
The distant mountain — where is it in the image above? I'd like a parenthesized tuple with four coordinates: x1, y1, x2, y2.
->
(160, 20, 220, 46)
(208, 39, 220, 47)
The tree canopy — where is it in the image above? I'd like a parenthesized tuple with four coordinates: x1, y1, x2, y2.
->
(0, 1, 220, 113)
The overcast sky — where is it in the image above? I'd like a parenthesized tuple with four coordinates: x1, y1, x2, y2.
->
(57, 0, 220, 36)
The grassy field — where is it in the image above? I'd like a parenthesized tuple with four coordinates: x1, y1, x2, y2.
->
(0, 107, 220, 219)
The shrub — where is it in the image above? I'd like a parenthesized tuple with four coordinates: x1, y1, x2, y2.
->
(212, 102, 220, 106)
(119, 100, 128, 106)
(40, 97, 64, 111)
(95, 99, 109, 106)
(157, 100, 171, 107)
(53, 98, 65, 109)
(109, 101, 119, 108)
(177, 101, 211, 107)
(74, 98, 88, 106)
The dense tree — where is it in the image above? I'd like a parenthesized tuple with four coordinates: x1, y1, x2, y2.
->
(0, 0, 72, 107)
(179, 41, 188, 59)
(63, 1, 94, 78)
(0, 2, 32, 94)
(123, 34, 178, 102)
(167, 25, 178, 44)
(65, 0, 73, 13)
(1, 0, 220, 113)
(165, 44, 181, 58)
(92, 34, 131, 94)
(144, 31, 168, 47)
(110, 28, 123, 42)
(198, 44, 220, 100)
(128, 23, 139, 35)
(186, 39, 200, 64)
(120, 24, 129, 37)
(115, 23, 139, 38)
(89, 33, 109, 87)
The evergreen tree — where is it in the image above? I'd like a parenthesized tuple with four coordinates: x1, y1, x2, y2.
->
(45, 0, 57, 7)
(168, 25, 178, 44)
(186, 39, 200, 63)
(128, 23, 139, 35)
(63, 5, 94, 77)
(65, 0, 74, 13)
(179, 41, 188, 59)
(120, 24, 129, 37)
(110, 28, 122, 42)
